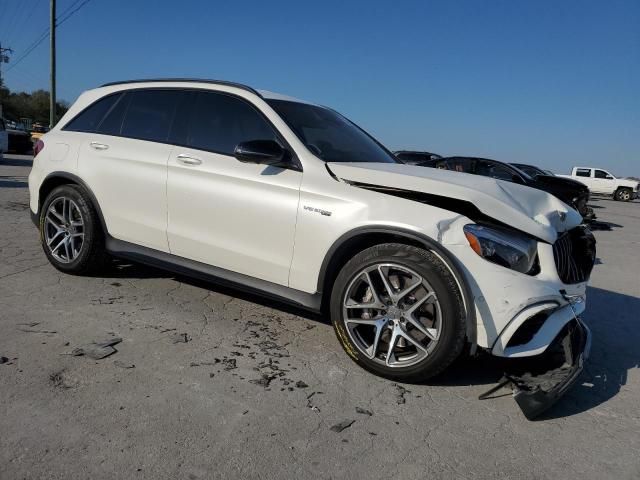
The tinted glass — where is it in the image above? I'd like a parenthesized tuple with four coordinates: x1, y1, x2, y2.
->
(267, 99, 398, 163)
(121, 90, 182, 142)
(576, 168, 591, 177)
(446, 158, 474, 173)
(63, 93, 121, 132)
(476, 160, 514, 181)
(97, 92, 130, 136)
(186, 92, 276, 154)
(594, 169, 608, 179)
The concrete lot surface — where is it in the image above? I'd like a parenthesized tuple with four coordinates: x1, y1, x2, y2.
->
(1, 154, 639, 479)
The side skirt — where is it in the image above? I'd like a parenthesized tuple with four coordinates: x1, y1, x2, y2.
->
(105, 237, 322, 313)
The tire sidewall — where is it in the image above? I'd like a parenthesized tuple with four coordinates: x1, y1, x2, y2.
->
(330, 243, 466, 381)
(39, 185, 100, 272)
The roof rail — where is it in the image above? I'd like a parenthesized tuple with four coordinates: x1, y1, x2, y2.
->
(99, 78, 262, 97)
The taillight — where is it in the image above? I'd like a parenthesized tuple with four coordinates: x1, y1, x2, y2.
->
(34, 139, 45, 157)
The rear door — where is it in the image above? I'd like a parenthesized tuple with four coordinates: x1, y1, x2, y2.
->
(573, 168, 594, 189)
(166, 90, 302, 286)
(74, 89, 183, 251)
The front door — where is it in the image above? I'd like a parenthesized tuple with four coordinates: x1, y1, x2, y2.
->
(166, 90, 302, 286)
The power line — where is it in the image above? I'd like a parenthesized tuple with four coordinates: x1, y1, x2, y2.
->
(5, 0, 93, 74)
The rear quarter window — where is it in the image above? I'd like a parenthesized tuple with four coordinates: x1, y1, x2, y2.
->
(62, 93, 122, 133)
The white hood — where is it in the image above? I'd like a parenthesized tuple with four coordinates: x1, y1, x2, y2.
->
(327, 162, 583, 243)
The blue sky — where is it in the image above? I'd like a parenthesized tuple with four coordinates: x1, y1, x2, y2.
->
(1, 0, 638, 175)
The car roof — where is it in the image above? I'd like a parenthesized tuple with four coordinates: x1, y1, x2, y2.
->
(99, 78, 314, 105)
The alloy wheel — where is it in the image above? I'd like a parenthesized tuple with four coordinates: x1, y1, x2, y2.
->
(342, 263, 442, 368)
(44, 197, 85, 263)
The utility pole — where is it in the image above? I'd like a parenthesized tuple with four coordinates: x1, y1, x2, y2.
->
(0, 42, 13, 87)
(50, 0, 56, 128)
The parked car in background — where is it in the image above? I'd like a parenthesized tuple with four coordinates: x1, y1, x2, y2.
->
(0, 118, 8, 158)
(30, 123, 50, 144)
(28, 79, 595, 418)
(394, 150, 442, 165)
(403, 154, 594, 220)
(511, 163, 595, 221)
(7, 126, 33, 154)
(558, 167, 639, 202)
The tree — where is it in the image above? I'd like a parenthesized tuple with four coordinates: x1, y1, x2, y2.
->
(0, 85, 68, 126)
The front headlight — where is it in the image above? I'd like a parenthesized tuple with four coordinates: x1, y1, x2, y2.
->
(463, 224, 538, 274)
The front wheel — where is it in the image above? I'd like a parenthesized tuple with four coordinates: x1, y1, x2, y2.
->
(615, 188, 632, 202)
(330, 243, 467, 382)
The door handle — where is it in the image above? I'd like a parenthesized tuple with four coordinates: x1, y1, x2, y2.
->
(177, 153, 202, 166)
(90, 142, 109, 151)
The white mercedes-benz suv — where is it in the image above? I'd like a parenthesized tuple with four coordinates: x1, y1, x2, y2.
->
(29, 79, 595, 418)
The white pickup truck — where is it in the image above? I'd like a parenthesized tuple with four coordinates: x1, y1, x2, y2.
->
(558, 167, 639, 201)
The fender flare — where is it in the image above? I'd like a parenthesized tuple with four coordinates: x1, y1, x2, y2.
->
(38, 171, 109, 234)
(317, 226, 477, 351)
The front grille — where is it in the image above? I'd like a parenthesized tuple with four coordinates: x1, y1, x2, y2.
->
(553, 226, 596, 284)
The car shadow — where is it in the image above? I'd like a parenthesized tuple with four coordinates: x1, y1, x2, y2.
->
(103, 260, 327, 323)
(0, 176, 28, 188)
(0, 157, 33, 167)
(589, 220, 623, 231)
(99, 261, 638, 419)
(538, 286, 640, 419)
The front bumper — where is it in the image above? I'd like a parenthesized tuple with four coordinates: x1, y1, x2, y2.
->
(488, 317, 591, 420)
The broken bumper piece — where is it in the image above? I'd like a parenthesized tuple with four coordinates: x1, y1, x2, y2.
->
(482, 318, 591, 420)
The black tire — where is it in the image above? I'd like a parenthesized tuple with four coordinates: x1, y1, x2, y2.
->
(615, 188, 632, 202)
(330, 243, 466, 382)
(39, 184, 108, 274)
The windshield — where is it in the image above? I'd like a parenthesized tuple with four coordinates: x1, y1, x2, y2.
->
(266, 99, 398, 164)
(512, 163, 546, 178)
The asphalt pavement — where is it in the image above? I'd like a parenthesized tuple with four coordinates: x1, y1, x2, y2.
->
(1, 154, 639, 479)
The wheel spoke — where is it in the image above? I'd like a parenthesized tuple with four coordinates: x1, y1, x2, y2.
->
(344, 271, 385, 310)
(377, 265, 422, 304)
(50, 235, 66, 254)
(405, 291, 437, 315)
(396, 325, 429, 354)
(63, 236, 72, 260)
(46, 230, 64, 247)
(48, 207, 65, 226)
(385, 327, 400, 366)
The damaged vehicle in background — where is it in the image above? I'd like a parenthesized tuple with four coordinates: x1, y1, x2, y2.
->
(400, 154, 594, 222)
(28, 79, 595, 419)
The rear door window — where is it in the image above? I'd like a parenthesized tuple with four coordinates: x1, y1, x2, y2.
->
(120, 89, 182, 143)
(575, 168, 591, 177)
(63, 93, 122, 133)
(184, 91, 277, 155)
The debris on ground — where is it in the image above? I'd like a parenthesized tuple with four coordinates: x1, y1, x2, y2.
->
(355, 407, 373, 416)
(49, 369, 77, 389)
(71, 337, 123, 360)
(0, 356, 9, 364)
(170, 333, 191, 344)
(393, 383, 410, 404)
(295, 380, 309, 388)
(250, 373, 276, 388)
(16, 322, 57, 334)
(114, 360, 135, 369)
(330, 420, 355, 433)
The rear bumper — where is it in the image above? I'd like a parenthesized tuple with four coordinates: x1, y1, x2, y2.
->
(508, 318, 590, 420)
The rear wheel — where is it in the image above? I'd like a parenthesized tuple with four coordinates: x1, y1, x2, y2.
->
(39, 185, 108, 274)
(330, 243, 466, 382)
(615, 188, 632, 202)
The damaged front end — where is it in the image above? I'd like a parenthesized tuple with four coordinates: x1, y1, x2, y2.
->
(481, 317, 591, 420)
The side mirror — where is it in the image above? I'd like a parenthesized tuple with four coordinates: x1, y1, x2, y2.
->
(234, 140, 286, 165)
